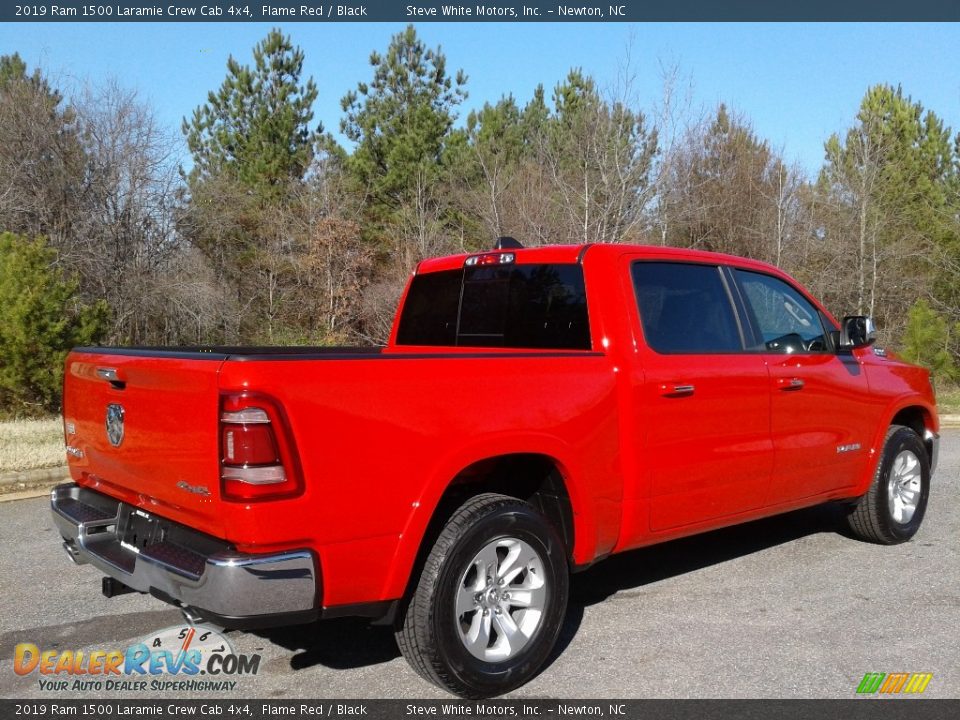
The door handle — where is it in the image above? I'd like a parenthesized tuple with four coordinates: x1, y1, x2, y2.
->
(777, 377, 805, 391)
(660, 383, 695, 397)
(96, 367, 126, 390)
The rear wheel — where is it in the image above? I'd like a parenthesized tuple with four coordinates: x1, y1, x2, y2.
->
(395, 493, 569, 698)
(846, 425, 930, 544)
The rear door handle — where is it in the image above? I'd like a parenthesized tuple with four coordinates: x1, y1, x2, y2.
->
(777, 377, 805, 391)
(660, 383, 695, 397)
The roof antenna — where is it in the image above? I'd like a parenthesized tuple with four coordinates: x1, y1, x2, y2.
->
(494, 236, 523, 250)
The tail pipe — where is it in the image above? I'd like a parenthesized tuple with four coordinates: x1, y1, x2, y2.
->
(62, 539, 85, 565)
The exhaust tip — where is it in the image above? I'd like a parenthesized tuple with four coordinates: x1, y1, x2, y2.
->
(62, 540, 85, 565)
(180, 606, 205, 625)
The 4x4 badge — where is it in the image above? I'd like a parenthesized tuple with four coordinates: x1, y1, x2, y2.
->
(105, 404, 125, 447)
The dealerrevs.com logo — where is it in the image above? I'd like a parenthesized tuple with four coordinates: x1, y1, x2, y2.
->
(14, 625, 260, 692)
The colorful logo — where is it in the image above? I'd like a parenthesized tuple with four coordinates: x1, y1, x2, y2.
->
(13, 625, 260, 692)
(856, 672, 933, 695)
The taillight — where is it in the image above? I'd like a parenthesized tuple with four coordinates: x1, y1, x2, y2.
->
(220, 393, 303, 501)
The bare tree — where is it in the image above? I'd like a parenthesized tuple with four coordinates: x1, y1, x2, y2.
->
(0, 60, 87, 261)
(655, 104, 808, 268)
(541, 70, 658, 245)
(74, 80, 182, 343)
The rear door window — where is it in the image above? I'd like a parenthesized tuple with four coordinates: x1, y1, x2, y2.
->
(631, 262, 743, 353)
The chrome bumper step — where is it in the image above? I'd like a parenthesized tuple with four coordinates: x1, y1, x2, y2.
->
(51, 483, 319, 623)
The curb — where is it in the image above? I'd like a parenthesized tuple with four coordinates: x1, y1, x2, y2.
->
(0, 487, 56, 502)
(939, 414, 960, 427)
(0, 465, 68, 498)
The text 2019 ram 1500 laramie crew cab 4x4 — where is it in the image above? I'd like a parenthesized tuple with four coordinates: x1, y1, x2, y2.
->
(52, 239, 939, 697)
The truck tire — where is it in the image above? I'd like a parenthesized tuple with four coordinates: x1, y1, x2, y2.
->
(845, 425, 930, 544)
(395, 493, 569, 698)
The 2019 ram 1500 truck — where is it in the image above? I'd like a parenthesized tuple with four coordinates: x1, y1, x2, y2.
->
(52, 240, 939, 697)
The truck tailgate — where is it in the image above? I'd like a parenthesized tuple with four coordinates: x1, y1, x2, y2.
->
(63, 349, 227, 538)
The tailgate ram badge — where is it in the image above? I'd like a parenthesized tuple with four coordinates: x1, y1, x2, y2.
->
(105, 403, 125, 447)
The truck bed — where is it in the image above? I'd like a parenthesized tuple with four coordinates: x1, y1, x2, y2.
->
(62, 345, 617, 607)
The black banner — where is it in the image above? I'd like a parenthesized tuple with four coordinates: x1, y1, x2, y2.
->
(4, 1, 960, 23)
(3, 700, 960, 720)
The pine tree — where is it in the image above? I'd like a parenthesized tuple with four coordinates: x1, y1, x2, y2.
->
(817, 84, 957, 338)
(521, 85, 549, 146)
(901, 299, 956, 383)
(340, 24, 467, 221)
(180, 29, 325, 342)
(183, 28, 320, 198)
(0, 233, 107, 415)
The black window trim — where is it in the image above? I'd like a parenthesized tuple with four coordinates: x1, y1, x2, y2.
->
(726, 265, 835, 356)
(720, 265, 762, 350)
(629, 258, 749, 356)
(453, 267, 467, 343)
(629, 258, 839, 358)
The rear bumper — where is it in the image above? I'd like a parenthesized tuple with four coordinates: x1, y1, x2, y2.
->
(51, 483, 319, 627)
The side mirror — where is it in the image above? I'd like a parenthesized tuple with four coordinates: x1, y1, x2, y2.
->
(839, 315, 877, 350)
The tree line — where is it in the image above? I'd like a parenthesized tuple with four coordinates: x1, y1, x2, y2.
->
(1, 26, 959, 416)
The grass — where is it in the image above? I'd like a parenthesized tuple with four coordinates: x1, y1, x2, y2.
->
(0, 416, 65, 473)
(938, 386, 960, 415)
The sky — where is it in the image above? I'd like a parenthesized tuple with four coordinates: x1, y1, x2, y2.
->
(2, 22, 959, 177)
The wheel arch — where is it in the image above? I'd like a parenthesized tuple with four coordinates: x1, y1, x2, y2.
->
(854, 399, 938, 496)
(379, 437, 597, 602)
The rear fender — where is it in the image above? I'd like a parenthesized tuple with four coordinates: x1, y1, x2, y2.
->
(378, 433, 598, 601)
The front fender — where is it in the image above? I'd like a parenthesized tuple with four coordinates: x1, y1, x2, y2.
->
(851, 395, 939, 498)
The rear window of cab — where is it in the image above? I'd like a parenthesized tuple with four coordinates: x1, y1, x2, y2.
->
(396, 264, 590, 350)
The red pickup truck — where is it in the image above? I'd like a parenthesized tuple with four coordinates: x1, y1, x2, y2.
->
(52, 240, 939, 697)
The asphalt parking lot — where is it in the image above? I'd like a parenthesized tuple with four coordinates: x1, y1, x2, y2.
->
(1, 429, 957, 700)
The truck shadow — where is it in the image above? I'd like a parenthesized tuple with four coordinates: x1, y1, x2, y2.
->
(545, 502, 848, 673)
(256, 617, 401, 670)
(257, 502, 848, 673)
(569, 502, 849, 607)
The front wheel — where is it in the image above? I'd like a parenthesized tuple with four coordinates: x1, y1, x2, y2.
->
(395, 493, 569, 698)
(845, 425, 931, 544)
